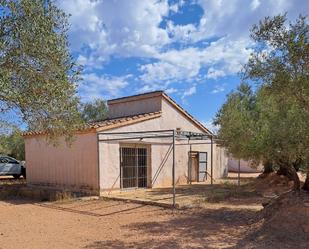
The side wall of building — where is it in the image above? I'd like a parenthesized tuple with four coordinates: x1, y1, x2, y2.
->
(25, 133, 99, 193)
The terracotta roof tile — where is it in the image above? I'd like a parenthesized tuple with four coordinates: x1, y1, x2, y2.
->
(22, 111, 162, 137)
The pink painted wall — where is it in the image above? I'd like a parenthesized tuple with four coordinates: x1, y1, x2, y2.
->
(25, 133, 99, 193)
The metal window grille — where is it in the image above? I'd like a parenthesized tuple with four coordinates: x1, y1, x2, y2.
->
(198, 152, 208, 182)
(120, 147, 148, 189)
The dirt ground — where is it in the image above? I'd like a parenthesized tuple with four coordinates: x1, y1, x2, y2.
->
(0, 173, 308, 249)
(0, 198, 257, 249)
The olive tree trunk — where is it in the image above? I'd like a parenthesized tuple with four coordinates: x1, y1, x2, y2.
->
(277, 161, 300, 191)
(302, 173, 309, 191)
(263, 161, 274, 174)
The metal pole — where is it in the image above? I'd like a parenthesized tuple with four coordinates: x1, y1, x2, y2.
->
(210, 135, 213, 185)
(136, 147, 138, 188)
(96, 133, 101, 196)
(238, 159, 241, 187)
(189, 144, 192, 185)
(172, 130, 176, 208)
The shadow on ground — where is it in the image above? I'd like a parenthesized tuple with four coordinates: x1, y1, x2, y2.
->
(105, 179, 266, 208)
(85, 207, 258, 249)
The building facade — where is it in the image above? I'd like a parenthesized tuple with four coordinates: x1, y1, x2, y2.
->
(24, 91, 228, 194)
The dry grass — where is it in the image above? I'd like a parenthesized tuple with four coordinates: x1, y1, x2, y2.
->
(0, 177, 76, 202)
(201, 181, 258, 203)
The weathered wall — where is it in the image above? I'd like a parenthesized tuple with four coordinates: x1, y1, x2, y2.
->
(25, 133, 99, 193)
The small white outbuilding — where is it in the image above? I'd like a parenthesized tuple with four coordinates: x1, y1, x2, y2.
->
(23, 91, 228, 195)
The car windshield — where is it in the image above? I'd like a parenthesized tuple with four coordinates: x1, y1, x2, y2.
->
(0, 156, 18, 164)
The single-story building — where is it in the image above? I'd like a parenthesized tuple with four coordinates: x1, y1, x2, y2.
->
(228, 157, 263, 173)
(23, 91, 228, 195)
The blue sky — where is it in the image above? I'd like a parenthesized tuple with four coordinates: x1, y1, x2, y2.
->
(58, 0, 307, 131)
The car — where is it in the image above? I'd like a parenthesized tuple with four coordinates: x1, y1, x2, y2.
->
(0, 155, 26, 179)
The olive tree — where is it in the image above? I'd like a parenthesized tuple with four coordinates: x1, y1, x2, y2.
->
(0, 129, 25, 160)
(80, 99, 108, 123)
(245, 14, 309, 190)
(0, 0, 82, 140)
(215, 14, 309, 190)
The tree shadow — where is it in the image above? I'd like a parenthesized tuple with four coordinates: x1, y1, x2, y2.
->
(138, 182, 265, 207)
(86, 239, 183, 249)
(231, 221, 309, 249)
(0, 179, 38, 205)
(86, 207, 259, 249)
(36, 202, 148, 218)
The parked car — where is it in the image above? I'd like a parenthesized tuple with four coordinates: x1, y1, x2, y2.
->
(0, 155, 26, 179)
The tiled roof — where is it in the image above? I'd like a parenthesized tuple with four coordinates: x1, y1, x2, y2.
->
(22, 111, 162, 136)
(87, 111, 162, 131)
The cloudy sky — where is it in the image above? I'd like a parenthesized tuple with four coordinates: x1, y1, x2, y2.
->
(59, 0, 308, 130)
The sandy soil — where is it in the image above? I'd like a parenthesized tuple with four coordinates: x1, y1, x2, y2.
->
(0, 173, 308, 249)
(0, 198, 259, 249)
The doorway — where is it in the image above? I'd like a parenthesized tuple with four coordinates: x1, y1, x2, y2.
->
(120, 146, 148, 189)
(189, 151, 208, 182)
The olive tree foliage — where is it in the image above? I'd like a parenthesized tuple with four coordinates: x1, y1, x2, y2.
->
(246, 14, 309, 190)
(0, 0, 83, 141)
(0, 129, 24, 160)
(214, 84, 258, 160)
(80, 99, 108, 123)
(215, 14, 309, 190)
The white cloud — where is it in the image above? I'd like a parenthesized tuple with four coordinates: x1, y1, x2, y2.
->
(60, 0, 170, 61)
(62, 0, 308, 63)
(192, 0, 307, 41)
(182, 86, 196, 98)
(165, 88, 178, 94)
(139, 37, 253, 89)
(58, 0, 308, 99)
(202, 119, 219, 134)
(79, 73, 129, 101)
(206, 68, 226, 79)
(211, 84, 226, 94)
(169, 3, 179, 13)
(167, 21, 197, 42)
(250, 0, 261, 10)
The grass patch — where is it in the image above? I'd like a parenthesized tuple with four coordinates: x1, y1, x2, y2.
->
(202, 182, 259, 203)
